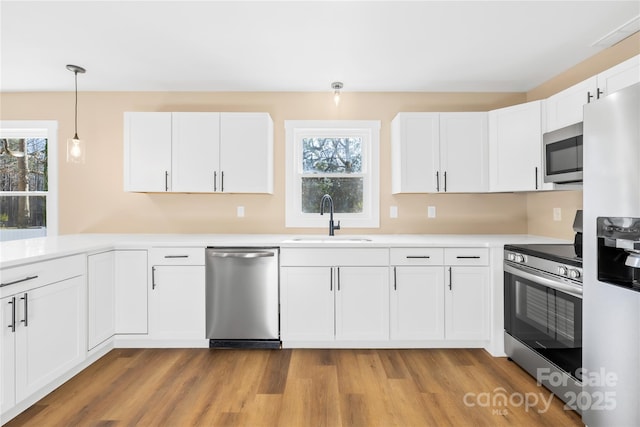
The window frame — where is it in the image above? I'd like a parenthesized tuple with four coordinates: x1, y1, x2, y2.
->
(0, 121, 58, 239)
(285, 120, 380, 229)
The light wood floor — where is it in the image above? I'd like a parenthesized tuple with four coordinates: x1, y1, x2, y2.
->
(6, 348, 583, 427)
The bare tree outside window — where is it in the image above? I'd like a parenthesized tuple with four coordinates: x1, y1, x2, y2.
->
(0, 138, 48, 230)
(300, 137, 363, 213)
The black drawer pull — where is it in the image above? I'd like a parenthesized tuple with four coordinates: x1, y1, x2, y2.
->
(406, 256, 430, 259)
(456, 256, 481, 259)
(164, 255, 189, 259)
(1, 275, 38, 287)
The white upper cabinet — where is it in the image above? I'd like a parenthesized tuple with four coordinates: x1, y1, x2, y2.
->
(220, 113, 274, 193)
(124, 112, 172, 192)
(391, 113, 439, 193)
(439, 113, 489, 193)
(391, 112, 488, 193)
(545, 55, 639, 132)
(171, 112, 221, 192)
(124, 112, 273, 193)
(489, 100, 546, 192)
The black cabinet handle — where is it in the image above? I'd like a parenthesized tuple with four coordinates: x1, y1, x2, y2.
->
(456, 256, 481, 259)
(164, 255, 189, 259)
(535, 167, 539, 190)
(221, 171, 225, 192)
(436, 171, 440, 192)
(1, 275, 38, 287)
(152, 266, 157, 290)
(337, 267, 341, 291)
(448, 267, 453, 290)
(406, 255, 430, 259)
(587, 91, 594, 103)
(444, 171, 447, 192)
(165, 171, 169, 191)
(597, 88, 604, 99)
(214, 171, 217, 192)
(8, 297, 16, 333)
(330, 267, 333, 291)
(393, 266, 397, 291)
(20, 293, 28, 327)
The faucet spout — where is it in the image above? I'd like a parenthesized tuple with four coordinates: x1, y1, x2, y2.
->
(320, 194, 341, 236)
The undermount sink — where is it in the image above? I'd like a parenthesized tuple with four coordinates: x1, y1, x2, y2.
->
(288, 236, 373, 243)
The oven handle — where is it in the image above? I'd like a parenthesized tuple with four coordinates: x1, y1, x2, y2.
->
(504, 264, 583, 299)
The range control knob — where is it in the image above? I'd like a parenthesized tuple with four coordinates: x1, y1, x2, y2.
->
(514, 254, 525, 263)
(557, 266, 568, 276)
(569, 269, 581, 279)
(507, 253, 516, 262)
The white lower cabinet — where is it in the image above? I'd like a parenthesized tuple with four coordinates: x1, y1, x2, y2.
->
(114, 250, 148, 334)
(148, 248, 205, 341)
(444, 266, 490, 341)
(390, 248, 490, 343)
(280, 248, 390, 343)
(1, 267, 85, 420)
(390, 266, 445, 340)
(87, 251, 116, 349)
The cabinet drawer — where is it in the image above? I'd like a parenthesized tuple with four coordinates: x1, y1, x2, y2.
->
(444, 248, 489, 266)
(390, 248, 444, 265)
(149, 247, 205, 266)
(0, 254, 85, 292)
(281, 248, 389, 267)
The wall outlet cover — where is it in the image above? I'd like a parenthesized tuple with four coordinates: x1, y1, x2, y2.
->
(553, 207, 561, 221)
(237, 206, 245, 218)
(390, 206, 398, 218)
(428, 206, 436, 218)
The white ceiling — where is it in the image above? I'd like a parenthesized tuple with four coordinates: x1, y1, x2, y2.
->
(1, 1, 639, 93)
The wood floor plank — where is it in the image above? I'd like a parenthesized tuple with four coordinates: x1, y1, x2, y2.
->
(5, 348, 585, 427)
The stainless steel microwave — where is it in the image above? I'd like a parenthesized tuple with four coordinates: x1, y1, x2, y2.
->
(543, 122, 583, 183)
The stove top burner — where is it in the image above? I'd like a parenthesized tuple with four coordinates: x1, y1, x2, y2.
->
(504, 243, 582, 267)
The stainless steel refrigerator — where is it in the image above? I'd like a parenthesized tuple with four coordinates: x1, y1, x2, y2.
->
(583, 82, 640, 426)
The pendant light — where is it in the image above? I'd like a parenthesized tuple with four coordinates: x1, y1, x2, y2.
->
(331, 81, 343, 106)
(66, 64, 86, 163)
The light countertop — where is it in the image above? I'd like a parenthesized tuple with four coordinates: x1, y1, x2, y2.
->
(0, 233, 570, 269)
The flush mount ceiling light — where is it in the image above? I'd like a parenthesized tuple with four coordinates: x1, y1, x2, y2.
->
(331, 81, 343, 106)
(66, 64, 86, 164)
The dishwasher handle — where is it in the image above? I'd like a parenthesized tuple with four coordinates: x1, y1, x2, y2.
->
(208, 251, 275, 259)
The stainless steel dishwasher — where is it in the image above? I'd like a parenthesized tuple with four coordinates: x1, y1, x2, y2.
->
(205, 247, 280, 349)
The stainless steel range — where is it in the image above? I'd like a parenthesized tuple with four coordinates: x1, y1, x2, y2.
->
(503, 243, 583, 412)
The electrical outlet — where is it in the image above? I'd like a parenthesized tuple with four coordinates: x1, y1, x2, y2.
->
(428, 206, 436, 218)
(553, 207, 561, 221)
(390, 206, 398, 218)
(237, 206, 245, 218)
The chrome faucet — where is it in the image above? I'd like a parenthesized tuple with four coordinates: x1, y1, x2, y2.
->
(320, 194, 341, 236)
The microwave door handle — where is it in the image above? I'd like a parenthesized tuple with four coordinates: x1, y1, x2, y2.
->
(504, 264, 583, 299)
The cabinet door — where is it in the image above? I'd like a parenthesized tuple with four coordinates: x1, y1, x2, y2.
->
(598, 55, 640, 97)
(391, 113, 440, 193)
(489, 101, 543, 192)
(390, 266, 445, 340)
(87, 251, 115, 349)
(172, 112, 221, 192)
(545, 77, 598, 132)
(280, 267, 334, 341)
(439, 112, 489, 192)
(149, 265, 205, 340)
(114, 250, 148, 334)
(445, 266, 489, 341)
(124, 112, 172, 192)
(219, 113, 274, 193)
(15, 276, 86, 402)
(335, 267, 389, 341)
(1, 296, 16, 416)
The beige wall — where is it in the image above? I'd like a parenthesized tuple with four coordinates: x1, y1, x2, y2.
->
(1, 33, 638, 238)
(523, 32, 640, 239)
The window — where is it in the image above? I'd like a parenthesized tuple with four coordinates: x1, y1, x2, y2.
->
(285, 120, 380, 228)
(0, 121, 58, 242)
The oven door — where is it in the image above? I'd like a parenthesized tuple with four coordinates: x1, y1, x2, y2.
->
(504, 263, 583, 380)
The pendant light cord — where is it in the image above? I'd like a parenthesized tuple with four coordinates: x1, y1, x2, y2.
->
(74, 71, 79, 140)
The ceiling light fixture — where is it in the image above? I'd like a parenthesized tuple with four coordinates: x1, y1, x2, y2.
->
(66, 64, 87, 164)
(331, 81, 343, 106)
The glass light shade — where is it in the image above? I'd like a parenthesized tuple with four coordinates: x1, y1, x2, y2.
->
(66, 138, 85, 163)
(334, 91, 341, 106)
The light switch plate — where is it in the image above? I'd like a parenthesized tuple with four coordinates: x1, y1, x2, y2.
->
(237, 206, 245, 218)
(428, 206, 436, 218)
(390, 206, 398, 218)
